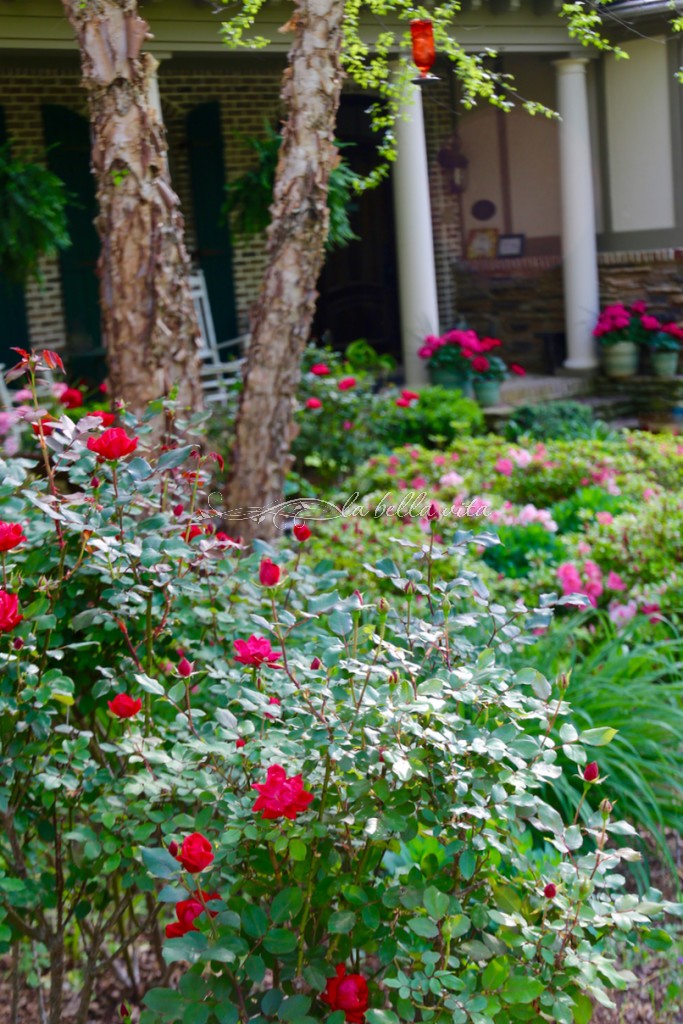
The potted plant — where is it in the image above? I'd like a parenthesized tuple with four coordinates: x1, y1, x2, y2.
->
(593, 300, 676, 378)
(646, 321, 683, 378)
(470, 351, 513, 407)
(418, 329, 478, 394)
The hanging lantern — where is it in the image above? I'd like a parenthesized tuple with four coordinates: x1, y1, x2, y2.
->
(410, 19, 436, 80)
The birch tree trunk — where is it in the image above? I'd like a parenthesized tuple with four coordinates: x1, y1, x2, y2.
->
(225, 0, 345, 540)
(62, 0, 203, 415)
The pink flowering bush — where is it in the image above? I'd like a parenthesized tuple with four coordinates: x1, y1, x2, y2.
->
(593, 300, 683, 350)
(2, 352, 681, 1022)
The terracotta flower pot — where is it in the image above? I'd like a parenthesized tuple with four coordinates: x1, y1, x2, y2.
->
(601, 341, 638, 378)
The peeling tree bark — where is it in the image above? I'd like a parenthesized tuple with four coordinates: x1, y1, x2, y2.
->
(62, 0, 203, 415)
(225, 0, 345, 541)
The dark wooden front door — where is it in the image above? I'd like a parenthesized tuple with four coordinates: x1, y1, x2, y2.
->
(42, 104, 104, 384)
(314, 95, 400, 361)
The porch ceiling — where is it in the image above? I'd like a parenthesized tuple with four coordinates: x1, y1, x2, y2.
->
(0, 0, 590, 56)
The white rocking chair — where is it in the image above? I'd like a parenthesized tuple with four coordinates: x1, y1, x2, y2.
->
(190, 271, 248, 404)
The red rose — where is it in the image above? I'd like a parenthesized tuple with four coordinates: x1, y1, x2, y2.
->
(236, 738, 246, 749)
(31, 415, 56, 437)
(252, 764, 314, 820)
(234, 635, 282, 668)
(87, 427, 138, 460)
(259, 557, 281, 586)
(165, 891, 220, 939)
(583, 761, 599, 783)
(0, 522, 26, 552)
(510, 363, 526, 376)
(472, 356, 490, 373)
(264, 695, 281, 720)
(306, 397, 322, 410)
(178, 656, 193, 678)
(184, 524, 203, 542)
(172, 504, 184, 517)
(293, 523, 311, 542)
(310, 657, 322, 670)
(321, 965, 369, 1024)
(0, 591, 22, 633)
(395, 397, 410, 408)
(176, 832, 214, 873)
(310, 363, 330, 376)
(107, 693, 142, 719)
(338, 377, 356, 391)
(401, 389, 419, 401)
(60, 387, 83, 409)
(90, 409, 116, 427)
(543, 883, 557, 899)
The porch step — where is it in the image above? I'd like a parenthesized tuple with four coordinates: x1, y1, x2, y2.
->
(498, 374, 592, 405)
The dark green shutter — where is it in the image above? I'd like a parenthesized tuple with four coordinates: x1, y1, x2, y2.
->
(42, 104, 103, 382)
(186, 102, 238, 341)
(0, 107, 30, 367)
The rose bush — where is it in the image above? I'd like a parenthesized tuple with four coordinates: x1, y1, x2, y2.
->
(1, 352, 682, 1023)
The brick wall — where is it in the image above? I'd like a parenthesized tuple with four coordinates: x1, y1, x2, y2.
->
(1, 56, 466, 362)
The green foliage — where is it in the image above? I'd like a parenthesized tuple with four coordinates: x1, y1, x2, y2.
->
(344, 338, 396, 376)
(481, 522, 566, 579)
(0, 142, 70, 282)
(3, 356, 681, 1020)
(223, 124, 362, 249)
(506, 401, 613, 443)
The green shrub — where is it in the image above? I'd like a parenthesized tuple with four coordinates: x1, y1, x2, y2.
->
(506, 401, 614, 442)
(3, 352, 681, 1022)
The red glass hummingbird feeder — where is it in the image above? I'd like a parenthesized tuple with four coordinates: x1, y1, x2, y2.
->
(410, 19, 437, 81)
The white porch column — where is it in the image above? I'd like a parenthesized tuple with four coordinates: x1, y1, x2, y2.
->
(392, 83, 439, 386)
(554, 58, 600, 371)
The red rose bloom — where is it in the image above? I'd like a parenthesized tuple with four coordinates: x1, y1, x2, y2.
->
(234, 635, 282, 668)
(31, 415, 56, 437)
(310, 363, 330, 376)
(338, 377, 356, 391)
(0, 522, 26, 552)
(252, 764, 314, 820)
(472, 356, 490, 373)
(259, 557, 281, 586)
(176, 832, 214, 874)
(293, 523, 311, 542)
(401, 389, 419, 401)
(236, 738, 246, 749)
(90, 409, 116, 427)
(510, 363, 526, 376)
(107, 693, 142, 719)
(184, 524, 203, 542)
(306, 397, 322, 410)
(60, 387, 84, 409)
(165, 891, 220, 939)
(395, 397, 410, 408)
(321, 965, 369, 1024)
(0, 591, 22, 633)
(87, 427, 138, 460)
(583, 761, 599, 783)
(543, 883, 557, 899)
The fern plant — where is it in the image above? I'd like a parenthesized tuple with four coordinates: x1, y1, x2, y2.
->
(223, 123, 362, 250)
(0, 142, 70, 282)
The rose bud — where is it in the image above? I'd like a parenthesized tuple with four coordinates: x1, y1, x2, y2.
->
(583, 761, 599, 783)
(12, 637, 24, 651)
(90, 476, 101, 489)
(236, 738, 246, 749)
(543, 883, 557, 899)
(168, 841, 179, 858)
(293, 522, 312, 542)
(178, 656, 193, 678)
(310, 657, 322, 670)
(172, 504, 184, 517)
(427, 501, 441, 521)
(600, 798, 613, 818)
(259, 557, 281, 586)
(377, 597, 390, 615)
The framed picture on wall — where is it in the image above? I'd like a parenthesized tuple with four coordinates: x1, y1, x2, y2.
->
(465, 228, 499, 260)
(497, 233, 526, 258)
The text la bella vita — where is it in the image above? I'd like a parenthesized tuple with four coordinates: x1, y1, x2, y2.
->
(340, 491, 491, 520)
